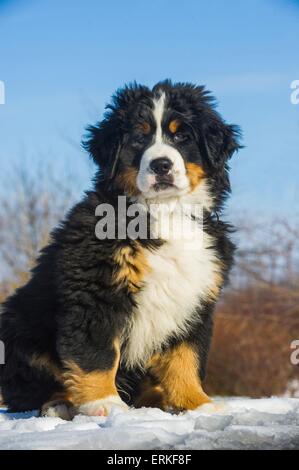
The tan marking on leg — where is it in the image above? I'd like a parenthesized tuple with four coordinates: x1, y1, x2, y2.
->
(62, 340, 120, 407)
(145, 344, 211, 411)
(112, 244, 151, 293)
(186, 162, 206, 191)
(115, 167, 140, 197)
(29, 353, 62, 381)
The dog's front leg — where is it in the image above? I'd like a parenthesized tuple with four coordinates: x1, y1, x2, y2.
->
(49, 305, 128, 418)
(61, 338, 128, 417)
(42, 337, 128, 419)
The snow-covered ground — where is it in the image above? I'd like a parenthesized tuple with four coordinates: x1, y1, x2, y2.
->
(0, 397, 299, 450)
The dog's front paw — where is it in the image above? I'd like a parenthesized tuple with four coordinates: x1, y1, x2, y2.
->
(77, 395, 129, 417)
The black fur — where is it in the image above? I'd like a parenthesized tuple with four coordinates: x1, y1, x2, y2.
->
(0, 81, 241, 412)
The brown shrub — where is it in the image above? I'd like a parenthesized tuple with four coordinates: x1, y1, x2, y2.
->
(205, 286, 299, 397)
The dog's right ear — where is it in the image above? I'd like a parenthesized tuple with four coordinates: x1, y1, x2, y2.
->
(82, 117, 122, 180)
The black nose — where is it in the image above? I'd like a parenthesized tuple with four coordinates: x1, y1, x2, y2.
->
(150, 157, 173, 176)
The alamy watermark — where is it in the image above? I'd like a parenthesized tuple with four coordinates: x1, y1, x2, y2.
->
(290, 80, 299, 105)
(0, 80, 5, 104)
(290, 340, 299, 365)
(94, 196, 204, 248)
(0, 340, 5, 365)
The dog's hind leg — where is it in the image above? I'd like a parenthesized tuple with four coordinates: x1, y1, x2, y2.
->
(40, 392, 74, 420)
(0, 353, 63, 414)
(135, 342, 211, 412)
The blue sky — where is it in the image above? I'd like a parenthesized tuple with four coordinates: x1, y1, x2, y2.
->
(0, 0, 298, 217)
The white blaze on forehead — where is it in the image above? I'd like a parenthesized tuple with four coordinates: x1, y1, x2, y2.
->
(136, 90, 189, 198)
(147, 90, 186, 170)
(152, 91, 166, 143)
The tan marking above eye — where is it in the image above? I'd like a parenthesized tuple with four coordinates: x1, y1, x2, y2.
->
(169, 119, 180, 134)
(140, 122, 151, 134)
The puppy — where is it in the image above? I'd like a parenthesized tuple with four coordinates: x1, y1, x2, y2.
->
(0, 80, 241, 418)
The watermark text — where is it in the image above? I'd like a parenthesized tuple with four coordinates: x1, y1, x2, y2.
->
(0, 340, 5, 365)
(290, 340, 299, 365)
(290, 80, 299, 105)
(94, 196, 204, 249)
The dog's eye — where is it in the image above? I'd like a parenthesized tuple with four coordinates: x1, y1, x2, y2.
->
(173, 132, 188, 143)
(131, 135, 146, 146)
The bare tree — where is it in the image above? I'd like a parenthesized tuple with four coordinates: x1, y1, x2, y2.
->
(0, 159, 84, 293)
(231, 215, 299, 285)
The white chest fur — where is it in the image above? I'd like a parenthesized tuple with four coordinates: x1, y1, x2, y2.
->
(122, 202, 220, 369)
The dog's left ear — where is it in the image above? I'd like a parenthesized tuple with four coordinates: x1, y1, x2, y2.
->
(199, 117, 241, 171)
(82, 117, 122, 180)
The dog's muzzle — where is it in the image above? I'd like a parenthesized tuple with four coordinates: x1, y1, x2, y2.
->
(150, 157, 174, 190)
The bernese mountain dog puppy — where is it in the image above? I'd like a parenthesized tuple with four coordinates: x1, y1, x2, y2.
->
(0, 81, 241, 419)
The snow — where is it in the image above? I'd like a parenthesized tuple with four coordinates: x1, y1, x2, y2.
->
(0, 397, 299, 450)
